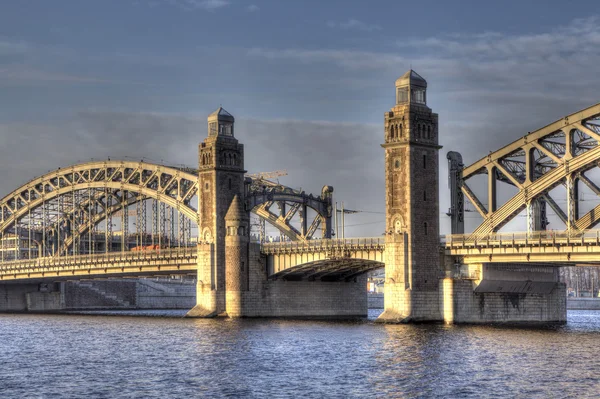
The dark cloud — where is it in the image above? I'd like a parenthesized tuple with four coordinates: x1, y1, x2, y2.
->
(3, 16, 600, 236)
(0, 113, 388, 236)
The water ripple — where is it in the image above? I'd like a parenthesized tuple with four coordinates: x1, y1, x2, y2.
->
(1, 310, 600, 398)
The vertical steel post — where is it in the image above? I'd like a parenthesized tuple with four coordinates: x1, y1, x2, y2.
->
(567, 174, 579, 233)
(105, 188, 109, 253)
(446, 151, 465, 235)
(334, 202, 338, 238)
(28, 206, 31, 259)
(341, 201, 345, 240)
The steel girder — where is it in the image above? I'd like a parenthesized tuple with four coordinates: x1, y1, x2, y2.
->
(0, 161, 200, 227)
(246, 178, 333, 241)
(269, 258, 383, 282)
(0, 160, 335, 260)
(459, 103, 600, 238)
(0, 161, 200, 257)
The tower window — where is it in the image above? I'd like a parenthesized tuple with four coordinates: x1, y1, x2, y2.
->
(412, 88, 426, 105)
(423, 190, 427, 201)
(424, 222, 428, 235)
(394, 160, 400, 169)
(397, 87, 409, 103)
(228, 178, 232, 190)
(209, 122, 217, 136)
(423, 154, 427, 169)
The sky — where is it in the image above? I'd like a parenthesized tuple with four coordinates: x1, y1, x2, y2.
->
(1, 0, 600, 237)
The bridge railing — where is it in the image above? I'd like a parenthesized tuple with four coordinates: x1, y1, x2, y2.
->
(444, 229, 600, 248)
(261, 237, 385, 254)
(0, 247, 198, 272)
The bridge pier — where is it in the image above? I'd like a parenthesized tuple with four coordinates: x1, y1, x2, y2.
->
(440, 262, 566, 324)
(0, 282, 63, 312)
(187, 243, 222, 317)
(189, 242, 368, 318)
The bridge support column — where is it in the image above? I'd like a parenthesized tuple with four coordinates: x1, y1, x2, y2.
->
(376, 69, 442, 323)
(377, 232, 442, 323)
(440, 262, 566, 324)
(187, 243, 223, 317)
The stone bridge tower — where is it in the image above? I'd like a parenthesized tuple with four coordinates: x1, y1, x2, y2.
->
(377, 70, 442, 322)
(188, 107, 248, 317)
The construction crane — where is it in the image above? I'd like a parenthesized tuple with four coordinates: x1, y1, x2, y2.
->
(245, 169, 288, 180)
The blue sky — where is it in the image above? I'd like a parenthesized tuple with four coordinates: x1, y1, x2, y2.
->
(1, 0, 600, 235)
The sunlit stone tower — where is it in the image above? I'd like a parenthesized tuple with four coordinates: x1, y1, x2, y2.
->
(188, 107, 247, 317)
(377, 70, 442, 322)
(224, 195, 250, 316)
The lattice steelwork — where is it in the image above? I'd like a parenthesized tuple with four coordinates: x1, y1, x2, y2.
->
(454, 103, 600, 238)
(0, 161, 200, 260)
(245, 178, 334, 242)
(0, 160, 338, 261)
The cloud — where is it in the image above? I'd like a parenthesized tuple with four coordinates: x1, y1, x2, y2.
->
(144, 0, 229, 11)
(0, 111, 385, 236)
(247, 16, 600, 233)
(0, 66, 157, 86)
(327, 19, 382, 32)
(0, 39, 29, 56)
(246, 4, 259, 12)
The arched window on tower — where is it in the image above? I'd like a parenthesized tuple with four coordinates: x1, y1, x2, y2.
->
(389, 125, 395, 140)
(399, 124, 402, 138)
(424, 222, 428, 236)
(233, 154, 237, 166)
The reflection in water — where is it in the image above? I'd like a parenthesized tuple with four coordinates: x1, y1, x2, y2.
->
(1, 310, 599, 398)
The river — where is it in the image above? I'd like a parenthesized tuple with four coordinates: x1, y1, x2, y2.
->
(1, 309, 599, 398)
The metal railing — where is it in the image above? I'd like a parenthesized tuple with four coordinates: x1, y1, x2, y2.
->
(261, 237, 385, 254)
(0, 247, 198, 273)
(444, 229, 600, 249)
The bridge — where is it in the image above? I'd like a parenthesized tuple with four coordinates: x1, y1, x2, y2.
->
(1, 70, 599, 323)
(0, 237, 384, 283)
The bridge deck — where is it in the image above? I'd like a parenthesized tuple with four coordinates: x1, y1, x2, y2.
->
(445, 230, 600, 264)
(0, 248, 198, 282)
(263, 238, 385, 281)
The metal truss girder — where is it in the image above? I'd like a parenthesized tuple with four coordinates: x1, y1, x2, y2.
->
(463, 102, 600, 178)
(253, 205, 303, 241)
(0, 161, 199, 234)
(246, 178, 332, 241)
(575, 123, 600, 143)
(270, 258, 383, 281)
(461, 181, 488, 218)
(579, 172, 600, 195)
(471, 144, 600, 237)
(461, 103, 600, 238)
(493, 160, 523, 188)
(543, 194, 568, 225)
(59, 190, 143, 255)
(531, 141, 563, 165)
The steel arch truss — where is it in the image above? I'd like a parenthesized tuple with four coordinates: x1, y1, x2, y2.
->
(246, 178, 333, 241)
(460, 103, 600, 238)
(0, 161, 199, 258)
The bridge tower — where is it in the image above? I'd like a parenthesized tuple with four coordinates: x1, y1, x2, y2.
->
(377, 70, 442, 322)
(188, 107, 248, 317)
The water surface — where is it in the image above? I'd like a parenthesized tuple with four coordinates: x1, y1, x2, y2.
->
(1, 310, 598, 398)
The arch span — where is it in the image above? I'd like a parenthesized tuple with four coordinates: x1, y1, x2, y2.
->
(246, 178, 333, 241)
(456, 102, 600, 237)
